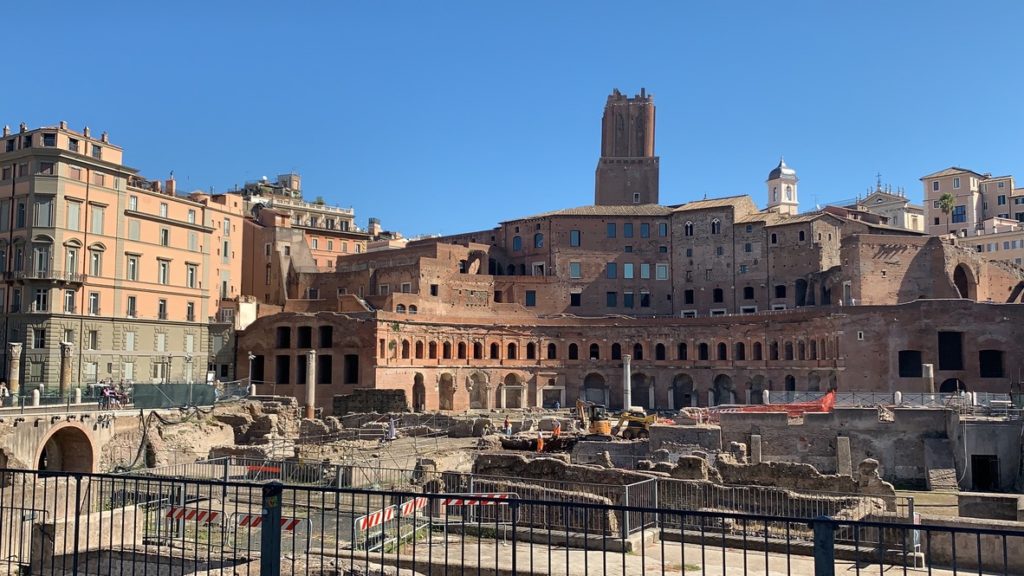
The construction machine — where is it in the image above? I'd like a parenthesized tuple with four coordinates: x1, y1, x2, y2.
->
(613, 406, 658, 440)
(575, 399, 613, 438)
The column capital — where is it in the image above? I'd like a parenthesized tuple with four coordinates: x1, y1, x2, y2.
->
(8, 342, 22, 357)
(60, 341, 74, 357)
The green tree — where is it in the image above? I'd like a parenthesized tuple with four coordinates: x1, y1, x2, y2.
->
(938, 192, 955, 235)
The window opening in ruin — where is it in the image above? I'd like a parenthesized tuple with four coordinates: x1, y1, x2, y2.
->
(677, 343, 687, 360)
(589, 343, 600, 360)
(568, 343, 579, 360)
(898, 350, 923, 378)
(343, 354, 359, 384)
(547, 343, 557, 359)
(979, 349, 1005, 378)
(612, 343, 622, 360)
(698, 343, 709, 361)
(937, 331, 964, 371)
(971, 455, 1000, 492)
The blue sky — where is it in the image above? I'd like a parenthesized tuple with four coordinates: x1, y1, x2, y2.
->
(7, 1, 1023, 236)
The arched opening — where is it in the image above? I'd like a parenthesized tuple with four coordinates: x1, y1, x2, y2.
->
(798, 341, 806, 360)
(401, 340, 410, 359)
(655, 343, 666, 361)
(784, 375, 796, 392)
(457, 342, 467, 359)
(677, 343, 688, 360)
(502, 373, 523, 408)
(526, 342, 536, 360)
(611, 343, 622, 360)
(698, 343, 709, 361)
(428, 341, 438, 359)
(546, 343, 557, 359)
(473, 342, 483, 359)
(412, 373, 426, 411)
(38, 426, 94, 473)
(749, 375, 767, 404)
(953, 264, 976, 300)
(784, 342, 794, 361)
(415, 341, 424, 359)
(753, 342, 763, 361)
(442, 341, 452, 359)
(489, 343, 500, 359)
(582, 373, 608, 405)
(717, 343, 728, 361)
(940, 378, 967, 393)
(589, 343, 601, 360)
(712, 374, 734, 406)
(507, 343, 517, 360)
(469, 372, 489, 409)
(671, 374, 694, 409)
(438, 373, 455, 411)
(568, 343, 579, 360)
(633, 343, 644, 361)
(631, 373, 652, 410)
(734, 342, 746, 361)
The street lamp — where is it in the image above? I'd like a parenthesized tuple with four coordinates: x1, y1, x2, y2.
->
(248, 351, 256, 392)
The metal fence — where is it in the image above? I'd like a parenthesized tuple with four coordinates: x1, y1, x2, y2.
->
(2, 467, 1024, 575)
(768, 390, 1012, 408)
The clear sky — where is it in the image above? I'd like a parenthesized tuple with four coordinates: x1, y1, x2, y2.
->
(6, 1, 1023, 236)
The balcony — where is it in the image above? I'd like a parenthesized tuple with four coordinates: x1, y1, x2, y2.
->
(186, 313, 196, 322)
(158, 312, 168, 320)
(9, 270, 88, 284)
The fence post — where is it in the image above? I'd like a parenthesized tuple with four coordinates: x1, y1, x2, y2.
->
(261, 482, 283, 576)
(812, 516, 835, 576)
(71, 475, 82, 576)
(621, 486, 630, 539)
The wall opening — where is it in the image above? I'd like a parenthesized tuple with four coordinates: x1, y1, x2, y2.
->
(898, 350, 923, 378)
(38, 426, 94, 473)
(412, 373, 425, 412)
(970, 454, 999, 491)
(937, 331, 964, 371)
(939, 378, 966, 393)
(953, 264, 976, 300)
(979, 350, 1005, 378)
(439, 374, 455, 411)
(343, 354, 358, 384)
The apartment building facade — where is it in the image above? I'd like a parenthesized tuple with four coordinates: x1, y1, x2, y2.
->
(0, 123, 245, 391)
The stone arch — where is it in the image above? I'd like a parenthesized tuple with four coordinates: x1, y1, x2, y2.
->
(507, 342, 518, 360)
(589, 343, 601, 360)
(655, 343, 666, 361)
(414, 340, 424, 359)
(582, 373, 608, 405)
(469, 372, 490, 409)
(631, 373, 652, 410)
(438, 373, 455, 411)
(752, 341, 763, 361)
(671, 374, 695, 409)
(457, 342, 467, 359)
(795, 278, 808, 307)
(428, 341, 438, 359)
(953, 263, 976, 300)
(37, 424, 95, 473)
(501, 373, 524, 409)
(940, 378, 967, 393)
(712, 374, 734, 405)
(632, 343, 644, 361)
(412, 373, 426, 411)
(611, 343, 622, 360)
(489, 342, 500, 359)
(401, 340, 410, 359)
(784, 374, 796, 392)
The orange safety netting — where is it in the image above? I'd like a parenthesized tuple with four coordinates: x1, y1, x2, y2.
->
(693, 391, 836, 423)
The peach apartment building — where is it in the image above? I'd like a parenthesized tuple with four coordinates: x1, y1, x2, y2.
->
(0, 122, 245, 392)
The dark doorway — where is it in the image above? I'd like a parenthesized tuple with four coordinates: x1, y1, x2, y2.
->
(971, 455, 999, 491)
(979, 350, 1005, 378)
(937, 332, 964, 371)
(898, 350, 923, 378)
(939, 378, 966, 393)
(343, 354, 359, 384)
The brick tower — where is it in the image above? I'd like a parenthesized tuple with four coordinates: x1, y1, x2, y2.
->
(594, 88, 659, 206)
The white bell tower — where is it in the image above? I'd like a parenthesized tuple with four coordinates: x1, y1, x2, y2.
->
(766, 157, 799, 216)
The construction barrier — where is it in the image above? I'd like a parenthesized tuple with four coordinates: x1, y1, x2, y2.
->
(353, 497, 431, 551)
(235, 513, 304, 531)
(164, 506, 222, 524)
(440, 493, 511, 506)
(230, 512, 311, 553)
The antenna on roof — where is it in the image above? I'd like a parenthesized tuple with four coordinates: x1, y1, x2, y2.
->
(876, 172, 882, 192)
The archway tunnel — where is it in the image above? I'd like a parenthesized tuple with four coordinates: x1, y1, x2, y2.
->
(38, 426, 95, 474)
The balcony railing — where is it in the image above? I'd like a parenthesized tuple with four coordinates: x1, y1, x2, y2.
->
(158, 312, 168, 320)
(7, 270, 88, 283)
(186, 313, 196, 322)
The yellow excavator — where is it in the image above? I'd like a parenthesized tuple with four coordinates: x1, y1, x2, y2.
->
(612, 407, 658, 440)
(575, 399, 612, 438)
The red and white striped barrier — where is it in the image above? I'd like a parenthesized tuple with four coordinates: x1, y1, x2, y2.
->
(355, 505, 396, 532)
(235, 514, 303, 531)
(440, 493, 512, 506)
(164, 507, 221, 524)
(399, 497, 429, 516)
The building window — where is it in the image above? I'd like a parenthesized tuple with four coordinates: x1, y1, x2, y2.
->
(569, 262, 582, 278)
(568, 343, 579, 360)
(623, 291, 634, 308)
(743, 286, 754, 300)
(799, 230, 805, 242)
(640, 263, 650, 279)
(159, 203, 168, 218)
(126, 295, 137, 317)
(67, 137, 79, 152)
(186, 264, 197, 288)
(656, 264, 668, 280)
(711, 218, 721, 234)
(739, 264, 747, 274)
(64, 289, 75, 313)
(684, 289, 694, 304)
(92, 144, 102, 159)
(607, 223, 616, 238)
(640, 290, 651, 308)
(770, 233, 778, 244)
(87, 330, 99, 350)
(953, 177, 960, 189)
(158, 260, 170, 284)
(127, 256, 138, 281)
(525, 290, 537, 307)
(512, 236, 522, 251)
(951, 205, 966, 224)
(640, 223, 650, 238)
(606, 291, 617, 307)
(33, 288, 49, 312)
(160, 228, 170, 246)
(606, 262, 617, 279)
(998, 195, 1007, 206)
(569, 229, 581, 247)
(623, 223, 634, 238)
(570, 292, 581, 307)
(624, 263, 634, 279)
(684, 221, 694, 236)
(659, 222, 668, 237)
(713, 288, 724, 303)
(744, 242, 752, 253)
(90, 250, 102, 276)
(312, 238, 319, 249)
(88, 292, 100, 315)
(716, 246, 724, 256)
(187, 301, 195, 321)
(775, 284, 787, 299)
(534, 233, 544, 248)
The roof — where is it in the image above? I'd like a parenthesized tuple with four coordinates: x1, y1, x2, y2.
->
(919, 166, 986, 180)
(671, 195, 758, 213)
(507, 203, 673, 221)
(734, 211, 783, 225)
(764, 211, 838, 227)
(767, 157, 797, 180)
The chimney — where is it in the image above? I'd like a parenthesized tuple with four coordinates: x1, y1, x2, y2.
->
(367, 217, 382, 236)
(153, 180, 162, 193)
(19, 123, 27, 133)
(166, 177, 176, 196)
(83, 126, 90, 138)
(2, 126, 9, 137)
(101, 131, 109, 143)
(59, 121, 67, 130)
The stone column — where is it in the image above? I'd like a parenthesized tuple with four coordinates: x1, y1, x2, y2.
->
(8, 343, 22, 395)
(750, 434, 763, 465)
(922, 363, 935, 395)
(59, 342, 73, 397)
(622, 354, 632, 410)
(305, 350, 316, 419)
(836, 436, 853, 477)
(667, 388, 675, 410)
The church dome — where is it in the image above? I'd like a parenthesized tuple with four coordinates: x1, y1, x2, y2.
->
(768, 157, 796, 180)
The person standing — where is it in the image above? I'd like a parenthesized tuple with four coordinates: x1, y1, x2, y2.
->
(0, 381, 8, 407)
